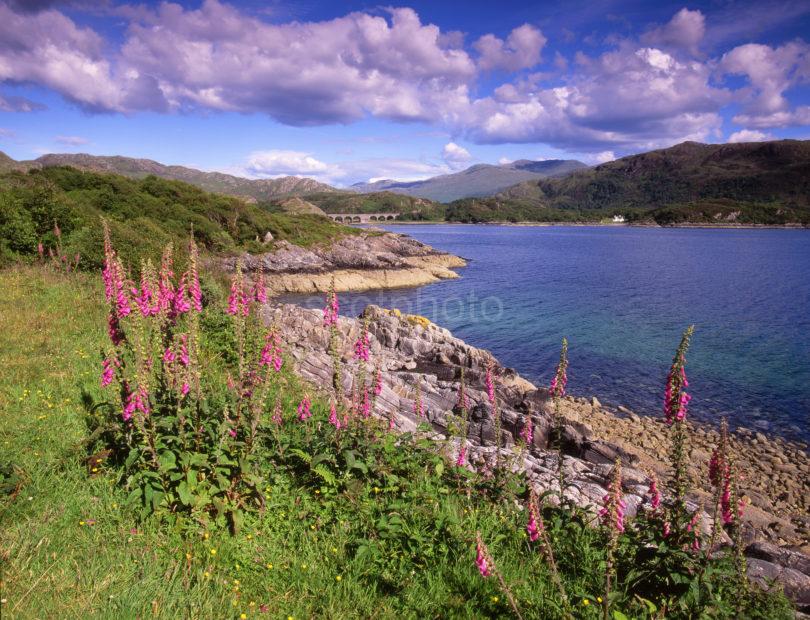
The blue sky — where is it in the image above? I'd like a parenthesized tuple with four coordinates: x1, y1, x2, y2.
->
(0, 0, 809, 186)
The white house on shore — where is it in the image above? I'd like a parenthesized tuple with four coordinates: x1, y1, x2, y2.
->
(612, 214, 626, 223)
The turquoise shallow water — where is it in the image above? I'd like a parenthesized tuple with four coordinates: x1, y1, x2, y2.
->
(284, 225, 810, 442)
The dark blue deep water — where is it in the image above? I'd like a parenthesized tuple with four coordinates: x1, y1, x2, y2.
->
(287, 225, 810, 442)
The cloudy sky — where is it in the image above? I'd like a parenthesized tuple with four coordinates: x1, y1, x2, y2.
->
(0, 0, 809, 186)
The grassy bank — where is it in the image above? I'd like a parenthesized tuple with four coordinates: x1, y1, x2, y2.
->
(0, 265, 794, 619)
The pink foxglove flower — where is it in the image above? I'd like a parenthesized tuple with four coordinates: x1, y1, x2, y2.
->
(181, 382, 190, 397)
(647, 472, 661, 510)
(360, 387, 371, 418)
(100, 358, 115, 387)
(664, 359, 690, 424)
(373, 368, 383, 396)
(157, 246, 175, 316)
(599, 459, 626, 533)
(178, 334, 189, 366)
(526, 501, 542, 543)
(253, 274, 267, 304)
(663, 520, 671, 537)
(549, 338, 569, 398)
(456, 445, 467, 467)
(354, 331, 370, 362)
(163, 347, 175, 364)
(227, 265, 249, 317)
(485, 363, 495, 404)
(107, 313, 124, 346)
(297, 395, 312, 421)
(259, 331, 283, 371)
(475, 535, 490, 578)
(323, 290, 339, 326)
(174, 281, 191, 315)
(328, 400, 341, 429)
(721, 471, 733, 524)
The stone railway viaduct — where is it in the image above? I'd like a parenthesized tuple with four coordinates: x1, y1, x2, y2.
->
(326, 213, 400, 223)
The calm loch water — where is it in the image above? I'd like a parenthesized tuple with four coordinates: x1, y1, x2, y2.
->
(285, 225, 810, 442)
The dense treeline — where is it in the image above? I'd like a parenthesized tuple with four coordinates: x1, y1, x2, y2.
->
(0, 167, 355, 269)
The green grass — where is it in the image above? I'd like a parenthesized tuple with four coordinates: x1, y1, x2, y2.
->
(0, 265, 794, 619)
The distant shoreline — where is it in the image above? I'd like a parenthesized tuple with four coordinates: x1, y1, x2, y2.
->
(369, 221, 810, 230)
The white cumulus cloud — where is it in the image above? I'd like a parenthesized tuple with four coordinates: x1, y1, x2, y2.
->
(727, 129, 774, 143)
(441, 142, 472, 168)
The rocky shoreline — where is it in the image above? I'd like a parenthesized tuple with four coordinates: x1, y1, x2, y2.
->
(221, 231, 466, 293)
(261, 302, 810, 610)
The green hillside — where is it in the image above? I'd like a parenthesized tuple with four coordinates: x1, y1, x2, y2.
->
(0, 167, 357, 270)
(302, 191, 446, 219)
(448, 140, 810, 225)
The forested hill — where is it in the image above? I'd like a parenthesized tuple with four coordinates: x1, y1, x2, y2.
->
(448, 140, 810, 224)
(503, 140, 810, 209)
(0, 166, 356, 269)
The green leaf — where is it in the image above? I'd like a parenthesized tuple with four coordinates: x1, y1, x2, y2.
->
(313, 464, 336, 486)
(177, 481, 192, 506)
(434, 462, 444, 478)
(612, 611, 629, 620)
(158, 451, 177, 472)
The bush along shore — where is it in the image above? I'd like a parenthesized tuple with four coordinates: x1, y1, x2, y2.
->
(0, 228, 806, 618)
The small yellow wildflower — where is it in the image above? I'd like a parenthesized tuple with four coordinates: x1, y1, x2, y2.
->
(249, 601, 256, 607)
(266, 563, 273, 569)
(204, 532, 210, 540)
(240, 614, 247, 619)
(79, 520, 85, 526)
(186, 552, 192, 560)
(491, 596, 499, 603)
(335, 575, 342, 582)
(583, 599, 590, 606)
(210, 548, 217, 556)
(597, 597, 603, 603)
(246, 534, 252, 540)
(204, 571, 211, 578)
(234, 579, 240, 585)
(301, 563, 307, 569)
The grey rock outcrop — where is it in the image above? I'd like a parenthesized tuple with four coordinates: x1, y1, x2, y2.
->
(222, 232, 466, 293)
(260, 301, 810, 607)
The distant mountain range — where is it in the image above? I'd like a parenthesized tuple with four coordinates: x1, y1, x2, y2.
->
(349, 159, 587, 202)
(0, 152, 337, 202)
(2, 140, 808, 226)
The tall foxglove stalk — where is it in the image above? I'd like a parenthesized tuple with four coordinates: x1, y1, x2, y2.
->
(526, 491, 571, 614)
(600, 457, 625, 620)
(550, 338, 568, 497)
(455, 369, 469, 467)
(474, 533, 524, 620)
(665, 326, 694, 509)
